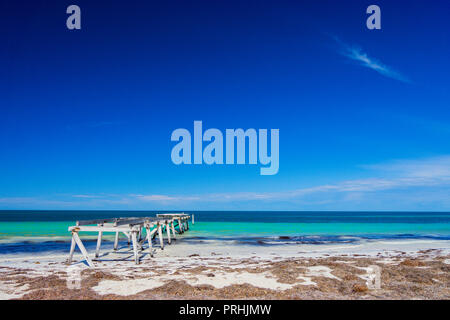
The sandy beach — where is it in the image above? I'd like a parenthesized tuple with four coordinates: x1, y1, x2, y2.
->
(1, 239, 449, 300)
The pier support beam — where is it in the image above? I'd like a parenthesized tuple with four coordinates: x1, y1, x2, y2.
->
(131, 231, 139, 265)
(171, 221, 176, 240)
(68, 234, 76, 264)
(95, 229, 103, 258)
(178, 218, 183, 233)
(114, 231, 119, 251)
(158, 224, 164, 250)
(71, 230, 94, 267)
(146, 226, 153, 257)
(166, 222, 171, 244)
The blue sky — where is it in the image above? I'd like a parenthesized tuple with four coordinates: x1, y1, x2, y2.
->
(0, 0, 449, 210)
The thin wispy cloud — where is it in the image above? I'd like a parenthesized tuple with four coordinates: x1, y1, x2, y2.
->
(2, 156, 449, 210)
(72, 194, 101, 199)
(332, 36, 411, 83)
(362, 156, 450, 179)
(138, 155, 450, 201)
(132, 194, 201, 202)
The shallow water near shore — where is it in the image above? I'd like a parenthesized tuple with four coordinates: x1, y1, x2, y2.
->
(0, 211, 449, 255)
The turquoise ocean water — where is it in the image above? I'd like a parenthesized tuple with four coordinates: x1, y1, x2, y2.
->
(0, 211, 449, 254)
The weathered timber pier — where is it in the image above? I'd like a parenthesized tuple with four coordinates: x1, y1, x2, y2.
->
(67, 213, 193, 267)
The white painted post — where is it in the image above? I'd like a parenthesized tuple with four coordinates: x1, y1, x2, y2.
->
(114, 231, 119, 251)
(146, 226, 153, 257)
(95, 229, 103, 258)
(131, 231, 139, 265)
(68, 233, 76, 263)
(158, 223, 164, 250)
(192, 214, 195, 224)
(166, 222, 171, 244)
(72, 231, 94, 267)
(171, 221, 177, 240)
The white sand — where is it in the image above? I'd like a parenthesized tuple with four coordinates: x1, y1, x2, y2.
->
(93, 265, 347, 295)
(94, 270, 296, 295)
(306, 266, 340, 280)
(1, 238, 449, 299)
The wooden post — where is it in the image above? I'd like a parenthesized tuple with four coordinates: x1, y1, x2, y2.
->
(166, 222, 171, 244)
(146, 226, 153, 257)
(178, 218, 183, 233)
(131, 231, 139, 265)
(68, 233, 76, 263)
(95, 229, 103, 258)
(171, 221, 177, 240)
(113, 231, 119, 251)
(72, 231, 94, 267)
(158, 223, 164, 250)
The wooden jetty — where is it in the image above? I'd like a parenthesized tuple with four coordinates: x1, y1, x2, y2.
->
(67, 213, 193, 267)
(157, 213, 192, 233)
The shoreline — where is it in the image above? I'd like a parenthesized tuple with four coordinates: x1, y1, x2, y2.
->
(0, 239, 449, 299)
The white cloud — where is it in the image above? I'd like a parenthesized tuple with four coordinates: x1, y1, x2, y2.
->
(332, 36, 411, 83)
(2, 156, 450, 210)
(124, 156, 450, 203)
(363, 156, 450, 178)
(132, 194, 201, 202)
(72, 194, 101, 198)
